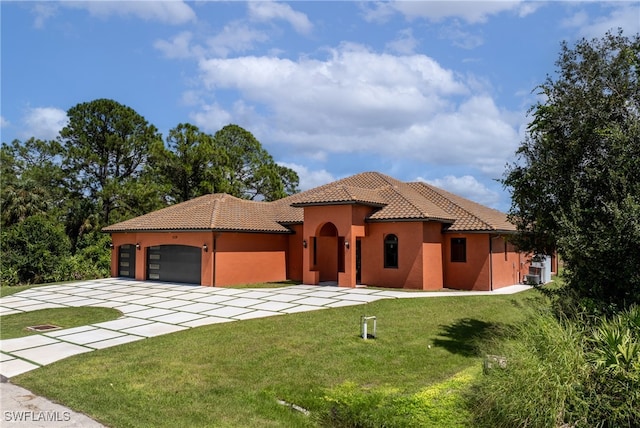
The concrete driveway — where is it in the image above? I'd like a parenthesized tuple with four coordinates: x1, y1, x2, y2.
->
(1, 278, 531, 378)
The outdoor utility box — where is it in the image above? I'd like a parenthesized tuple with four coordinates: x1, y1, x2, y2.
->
(528, 255, 552, 284)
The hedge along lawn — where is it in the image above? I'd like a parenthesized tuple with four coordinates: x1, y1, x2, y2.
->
(13, 290, 544, 427)
(1, 307, 122, 339)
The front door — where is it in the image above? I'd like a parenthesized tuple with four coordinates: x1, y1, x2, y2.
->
(356, 239, 362, 284)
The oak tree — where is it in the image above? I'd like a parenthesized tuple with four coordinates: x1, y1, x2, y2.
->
(503, 30, 640, 313)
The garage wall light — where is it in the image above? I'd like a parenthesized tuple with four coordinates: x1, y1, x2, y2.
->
(136, 243, 141, 250)
(203, 243, 208, 252)
(345, 240, 350, 249)
(303, 239, 307, 248)
(109, 243, 114, 249)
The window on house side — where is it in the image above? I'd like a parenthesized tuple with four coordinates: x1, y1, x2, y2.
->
(384, 234, 399, 268)
(451, 238, 466, 262)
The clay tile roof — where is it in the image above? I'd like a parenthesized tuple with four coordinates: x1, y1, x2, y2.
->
(102, 194, 294, 233)
(103, 171, 514, 234)
(291, 184, 387, 207)
(291, 172, 455, 222)
(407, 182, 515, 232)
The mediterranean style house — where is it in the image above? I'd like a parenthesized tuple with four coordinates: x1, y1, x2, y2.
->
(103, 172, 542, 291)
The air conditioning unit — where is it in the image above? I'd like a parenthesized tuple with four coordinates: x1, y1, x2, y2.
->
(525, 274, 540, 285)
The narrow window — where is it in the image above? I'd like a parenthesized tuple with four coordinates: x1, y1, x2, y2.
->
(312, 237, 317, 267)
(451, 238, 466, 262)
(384, 234, 399, 268)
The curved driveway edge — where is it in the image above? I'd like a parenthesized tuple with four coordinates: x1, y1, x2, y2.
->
(1, 278, 531, 379)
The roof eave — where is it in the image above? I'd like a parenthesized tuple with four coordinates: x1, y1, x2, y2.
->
(366, 217, 455, 224)
(291, 201, 386, 208)
(443, 228, 517, 234)
(103, 227, 294, 234)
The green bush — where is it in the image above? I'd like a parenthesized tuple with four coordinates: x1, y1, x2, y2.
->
(1, 217, 110, 286)
(583, 306, 640, 427)
(1, 214, 72, 285)
(468, 306, 640, 427)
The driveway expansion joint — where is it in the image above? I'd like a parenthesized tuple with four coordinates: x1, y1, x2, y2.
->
(1, 278, 531, 378)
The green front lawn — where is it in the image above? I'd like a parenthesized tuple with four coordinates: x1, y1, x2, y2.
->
(1, 307, 122, 339)
(13, 290, 543, 427)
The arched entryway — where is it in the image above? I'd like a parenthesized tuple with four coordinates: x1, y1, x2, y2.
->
(315, 222, 343, 282)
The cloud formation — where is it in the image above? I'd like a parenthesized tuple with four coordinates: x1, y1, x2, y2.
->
(421, 174, 501, 207)
(363, 1, 536, 24)
(194, 43, 520, 175)
(248, 1, 313, 35)
(20, 107, 68, 140)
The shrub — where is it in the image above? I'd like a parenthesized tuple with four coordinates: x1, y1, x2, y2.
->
(468, 308, 588, 427)
(1, 214, 72, 285)
(583, 306, 640, 426)
(469, 306, 640, 427)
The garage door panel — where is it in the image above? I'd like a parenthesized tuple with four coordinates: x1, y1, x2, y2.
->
(147, 245, 201, 284)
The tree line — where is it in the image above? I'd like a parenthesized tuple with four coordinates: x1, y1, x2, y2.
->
(1, 98, 299, 286)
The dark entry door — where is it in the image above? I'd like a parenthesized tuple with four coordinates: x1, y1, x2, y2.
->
(356, 239, 362, 283)
(147, 245, 201, 284)
(118, 244, 136, 278)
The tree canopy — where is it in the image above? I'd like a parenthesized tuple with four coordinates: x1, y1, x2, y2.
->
(503, 30, 640, 313)
(1, 99, 299, 286)
(59, 98, 165, 224)
(151, 123, 299, 203)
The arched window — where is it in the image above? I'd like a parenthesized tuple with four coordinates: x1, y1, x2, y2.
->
(384, 234, 398, 268)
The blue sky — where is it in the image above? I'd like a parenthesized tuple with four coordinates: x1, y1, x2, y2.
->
(2, 1, 639, 211)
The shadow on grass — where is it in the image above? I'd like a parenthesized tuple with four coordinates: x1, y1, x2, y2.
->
(433, 318, 507, 357)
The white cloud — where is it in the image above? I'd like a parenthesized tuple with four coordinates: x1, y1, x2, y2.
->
(248, 1, 313, 35)
(189, 103, 233, 133)
(363, 1, 534, 24)
(154, 31, 203, 59)
(386, 28, 419, 54)
(206, 22, 270, 58)
(420, 175, 501, 208)
(278, 163, 336, 191)
(20, 107, 68, 140)
(31, 3, 57, 28)
(193, 43, 521, 175)
(563, 4, 640, 39)
(155, 21, 270, 60)
(65, 1, 196, 25)
(439, 22, 484, 50)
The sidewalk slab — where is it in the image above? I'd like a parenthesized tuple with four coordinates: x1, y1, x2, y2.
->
(56, 329, 126, 346)
(12, 342, 92, 366)
(88, 334, 144, 350)
(120, 322, 187, 338)
(1, 336, 60, 353)
(92, 317, 152, 331)
(0, 358, 41, 378)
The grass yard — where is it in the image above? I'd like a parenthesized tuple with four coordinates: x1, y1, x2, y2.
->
(12, 289, 544, 427)
(1, 307, 122, 339)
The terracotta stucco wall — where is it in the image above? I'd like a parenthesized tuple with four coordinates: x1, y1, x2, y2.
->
(422, 222, 444, 290)
(361, 222, 426, 289)
(287, 224, 304, 282)
(489, 236, 522, 289)
(443, 233, 491, 290)
(214, 232, 289, 286)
